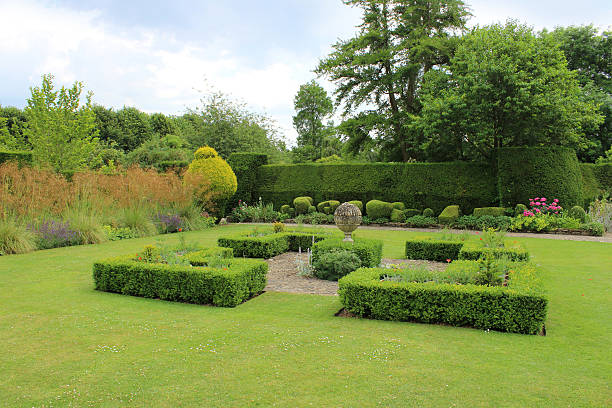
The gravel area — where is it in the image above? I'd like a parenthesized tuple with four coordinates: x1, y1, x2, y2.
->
(264, 252, 448, 296)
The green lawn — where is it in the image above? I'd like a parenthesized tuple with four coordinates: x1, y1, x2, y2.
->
(1, 225, 610, 407)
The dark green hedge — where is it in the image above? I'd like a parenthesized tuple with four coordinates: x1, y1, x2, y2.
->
(581, 163, 612, 205)
(498, 147, 582, 208)
(93, 256, 267, 307)
(405, 239, 464, 261)
(338, 263, 547, 334)
(255, 162, 498, 214)
(227, 153, 268, 211)
(0, 150, 32, 165)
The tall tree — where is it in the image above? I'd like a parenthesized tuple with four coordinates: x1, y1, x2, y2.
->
(24, 74, 100, 172)
(545, 26, 611, 162)
(316, 0, 470, 161)
(419, 22, 604, 161)
(292, 80, 335, 161)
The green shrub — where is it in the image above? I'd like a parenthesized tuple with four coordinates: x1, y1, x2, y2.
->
(423, 208, 434, 217)
(184, 146, 237, 218)
(458, 241, 529, 262)
(280, 205, 291, 214)
(438, 205, 460, 224)
(568, 206, 587, 222)
(405, 216, 438, 228)
(348, 200, 363, 213)
(498, 147, 583, 208)
(404, 209, 421, 218)
(454, 215, 512, 231)
(103, 225, 138, 241)
(366, 200, 394, 219)
(405, 239, 463, 261)
(184, 247, 233, 266)
(390, 208, 406, 223)
(392, 202, 405, 211)
(308, 205, 316, 214)
(514, 203, 528, 216)
(0, 150, 33, 166)
(317, 200, 340, 214)
(0, 218, 36, 255)
(93, 256, 267, 307)
(583, 222, 604, 236)
(338, 262, 547, 334)
(473, 207, 506, 217)
(293, 197, 312, 215)
(312, 249, 362, 281)
(312, 238, 383, 269)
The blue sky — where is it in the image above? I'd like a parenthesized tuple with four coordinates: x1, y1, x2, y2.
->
(0, 0, 610, 144)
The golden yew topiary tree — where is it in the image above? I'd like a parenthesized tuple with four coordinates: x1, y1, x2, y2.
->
(183, 146, 237, 217)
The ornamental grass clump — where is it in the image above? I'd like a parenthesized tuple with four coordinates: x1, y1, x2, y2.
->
(0, 218, 36, 255)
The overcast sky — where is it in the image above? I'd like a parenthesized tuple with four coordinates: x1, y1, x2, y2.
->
(0, 0, 610, 145)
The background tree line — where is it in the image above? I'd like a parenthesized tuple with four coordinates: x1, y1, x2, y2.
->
(0, 75, 289, 173)
(295, 0, 610, 164)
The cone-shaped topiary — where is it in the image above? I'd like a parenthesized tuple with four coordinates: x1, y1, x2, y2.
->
(184, 146, 237, 218)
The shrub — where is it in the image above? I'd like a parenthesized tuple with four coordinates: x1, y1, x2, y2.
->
(293, 197, 312, 215)
(405, 215, 438, 228)
(227, 153, 268, 211)
(312, 249, 362, 281)
(438, 205, 460, 224)
(184, 146, 238, 217)
(392, 202, 405, 211)
(339, 262, 547, 334)
(514, 203, 528, 216)
(404, 209, 421, 218)
(317, 200, 341, 214)
(588, 198, 612, 232)
(295, 212, 331, 225)
(473, 207, 506, 217)
(348, 200, 363, 213)
(93, 256, 267, 307)
(390, 208, 406, 223)
(423, 208, 434, 217)
(405, 239, 464, 261)
(366, 200, 394, 219)
(312, 238, 383, 269)
(0, 150, 33, 165)
(273, 222, 285, 233)
(103, 225, 138, 241)
(0, 218, 36, 255)
(280, 205, 291, 214)
(230, 198, 280, 223)
(583, 222, 604, 236)
(568, 206, 587, 223)
(185, 247, 234, 266)
(218, 233, 289, 258)
(308, 205, 317, 214)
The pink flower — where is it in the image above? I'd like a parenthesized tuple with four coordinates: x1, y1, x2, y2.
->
(541, 197, 546, 201)
(535, 209, 541, 213)
(535, 197, 540, 201)
(554, 199, 559, 203)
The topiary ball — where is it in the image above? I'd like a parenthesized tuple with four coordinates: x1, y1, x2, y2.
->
(568, 205, 587, 223)
(423, 208, 434, 218)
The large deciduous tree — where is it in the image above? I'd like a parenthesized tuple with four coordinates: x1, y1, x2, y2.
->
(419, 22, 604, 161)
(24, 74, 100, 172)
(316, 0, 470, 161)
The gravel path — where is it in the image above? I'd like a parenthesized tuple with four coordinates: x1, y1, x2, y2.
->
(264, 252, 448, 296)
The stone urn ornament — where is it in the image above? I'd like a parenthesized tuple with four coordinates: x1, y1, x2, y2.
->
(334, 202, 362, 242)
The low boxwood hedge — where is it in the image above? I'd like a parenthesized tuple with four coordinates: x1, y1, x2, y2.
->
(218, 228, 342, 258)
(405, 239, 464, 261)
(93, 256, 267, 307)
(458, 242, 529, 262)
(185, 247, 233, 266)
(338, 262, 547, 334)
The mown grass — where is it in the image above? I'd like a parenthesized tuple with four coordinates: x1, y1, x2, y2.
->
(1, 225, 610, 407)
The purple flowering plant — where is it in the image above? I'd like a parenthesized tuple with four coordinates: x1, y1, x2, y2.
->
(28, 219, 81, 249)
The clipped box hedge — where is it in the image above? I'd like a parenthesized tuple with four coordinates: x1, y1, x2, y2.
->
(93, 256, 267, 307)
(218, 228, 342, 258)
(312, 238, 383, 268)
(405, 239, 464, 261)
(185, 247, 233, 266)
(338, 262, 547, 334)
(458, 242, 529, 262)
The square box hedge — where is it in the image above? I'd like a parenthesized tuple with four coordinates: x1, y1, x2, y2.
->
(217, 228, 342, 258)
(338, 261, 547, 334)
(93, 255, 267, 307)
(405, 238, 529, 262)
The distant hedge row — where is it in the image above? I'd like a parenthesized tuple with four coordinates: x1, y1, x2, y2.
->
(228, 149, 610, 213)
(0, 150, 32, 165)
